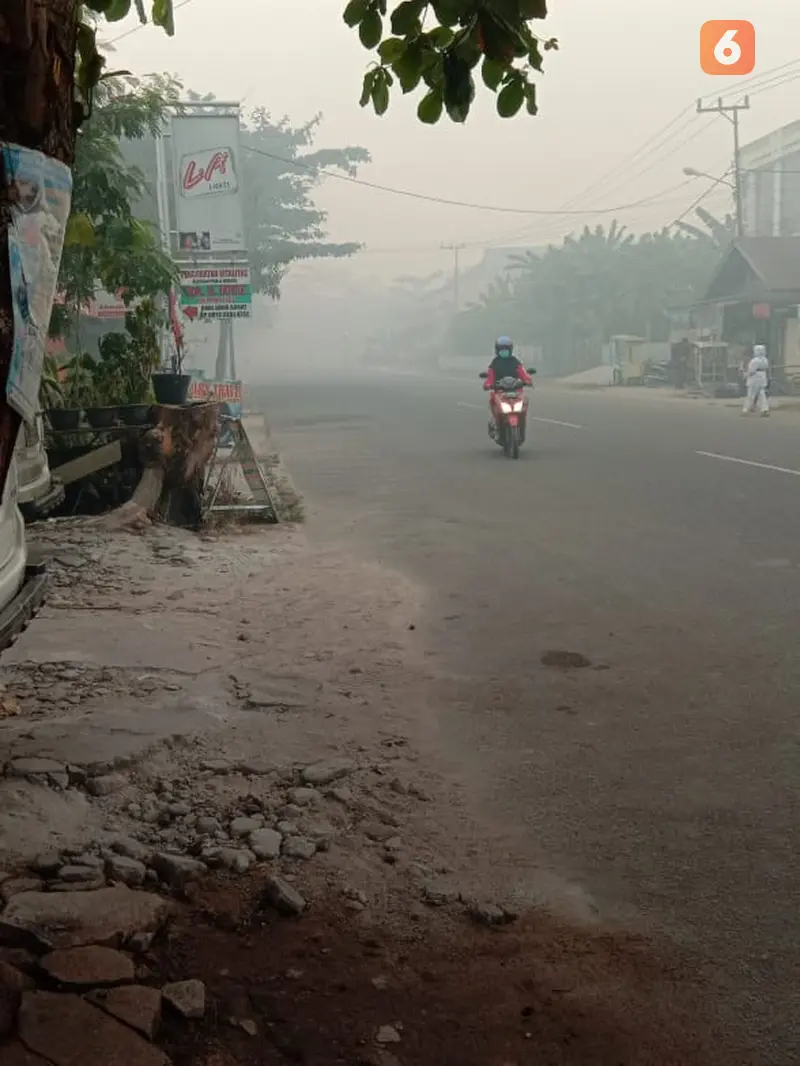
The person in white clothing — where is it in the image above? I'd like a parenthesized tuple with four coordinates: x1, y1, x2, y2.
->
(742, 344, 770, 416)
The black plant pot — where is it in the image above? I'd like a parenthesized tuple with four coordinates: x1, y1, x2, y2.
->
(118, 403, 153, 427)
(152, 372, 191, 406)
(48, 408, 82, 431)
(85, 406, 119, 429)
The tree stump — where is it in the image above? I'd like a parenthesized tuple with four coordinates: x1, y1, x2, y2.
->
(106, 402, 219, 531)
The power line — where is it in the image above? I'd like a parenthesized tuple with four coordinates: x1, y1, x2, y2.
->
(105, 0, 198, 44)
(242, 143, 697, 216)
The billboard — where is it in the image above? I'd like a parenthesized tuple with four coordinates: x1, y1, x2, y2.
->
(179, 264, 252, 321)
(171, 115, 245, 253)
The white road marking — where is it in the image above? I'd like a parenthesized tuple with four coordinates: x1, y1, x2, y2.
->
(696, 450, 800, 477)
(529, 415, 584, 430)
(456, 403, 584, 430)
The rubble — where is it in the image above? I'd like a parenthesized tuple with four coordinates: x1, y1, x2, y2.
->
(162, 979, 205, 1020)
(0, 887, 173, 951)
(18, 991, 171, 1066)
(87, 985, 162, 1040)
(39, 946, 135, 989)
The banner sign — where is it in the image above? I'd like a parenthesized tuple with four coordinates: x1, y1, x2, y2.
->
(188, 376, 243, 405)
(3, 144, 72, 423)
(171, 115, 245, 253)
(179, 264, 252, 320)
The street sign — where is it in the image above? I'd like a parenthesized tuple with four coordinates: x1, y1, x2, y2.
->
(178, 264, 252, 321)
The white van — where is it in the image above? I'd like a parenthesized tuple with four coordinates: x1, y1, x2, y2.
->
(0, 454, 49, 654)
(16, 412, 64, 520)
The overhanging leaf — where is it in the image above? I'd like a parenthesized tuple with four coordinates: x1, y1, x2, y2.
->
(390, 0, 426, 36)
(343, 0, 370, 26)
(378, 37, 406, 62)
(104, 0, 132, 21)
(497, 79, 525, 117)
(417, 88, 443, 124)
(359, 9, 383, 48)
(481, 57, 505, 90)
(151, 0, 174, 36)
(65, 213, 96, 248)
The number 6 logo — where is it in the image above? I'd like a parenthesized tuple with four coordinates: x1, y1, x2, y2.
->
(701, 21, 756, 75)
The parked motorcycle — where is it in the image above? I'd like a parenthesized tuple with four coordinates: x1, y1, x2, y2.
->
(479, 369, 536, 459)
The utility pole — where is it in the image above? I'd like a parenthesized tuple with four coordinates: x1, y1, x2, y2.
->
(697, 96, 750, 238)
(441, 243, 465, 313)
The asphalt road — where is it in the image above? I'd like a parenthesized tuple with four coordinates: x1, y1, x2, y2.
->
(256, 370, 800, 1062)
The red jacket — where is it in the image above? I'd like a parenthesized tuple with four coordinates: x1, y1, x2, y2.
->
(483, 359, 532, 389)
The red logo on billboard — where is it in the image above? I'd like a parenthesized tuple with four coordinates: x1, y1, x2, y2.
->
(182, 151, 230, 192)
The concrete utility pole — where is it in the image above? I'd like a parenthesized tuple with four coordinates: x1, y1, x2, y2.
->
(442, 243, 465, 313)
(697, 96, 750, 238)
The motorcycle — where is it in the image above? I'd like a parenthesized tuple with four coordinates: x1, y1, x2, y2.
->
(479, 368, 536, 459)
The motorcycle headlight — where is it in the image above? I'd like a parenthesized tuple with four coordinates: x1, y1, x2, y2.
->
(499, 401, 513, 413)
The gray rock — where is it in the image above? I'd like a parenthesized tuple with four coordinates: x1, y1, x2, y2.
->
(287, 787, 318, 807)
(376, 1025, 402, 1045)
(5, 758, 68, 789)
(73, 853, 103, 870)
(31, 853, 62, 878)
(278, 803, 305, 820)
(275, 820, 299, 837)
(48, 877, 106, 893)
(200, 759, 233, 774)
(18, 990, 170, 1066)
(106, 856, 147, 888)
(230, 817, 261, 838)
(162, 979, 205, 1019)
(151, 853, 207, 890)
(282, 837, 317, 861)
(421, 881, 461, 908)
(362, 822, 398, 843)
(261, 875, 307, 917)
(301, 758, 356, 787)
(111, 837, 152, 864)
(40, 945, 135, 989)
(2, 878, 44, 904)
(327, 786, 353, 805)
(167, 802, 191, 818)
(0, 887, 173, 952)
(58, 865, 102, 884)
(466, 901, 514, 927)
(196, 816, 222, 835)
(87, 774, 127, 797)
(217, 849, 256, 873)
(87, 984, 162, 1040)
(249, 828, 282, 860)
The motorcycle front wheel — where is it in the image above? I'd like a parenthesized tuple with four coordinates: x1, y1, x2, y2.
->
(504, 424, 520, 459)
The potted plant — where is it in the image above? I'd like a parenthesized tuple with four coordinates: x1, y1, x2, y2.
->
(117, 299, 159, 425)
(48, 354, 94, 430)
(151, 290, 191, 406)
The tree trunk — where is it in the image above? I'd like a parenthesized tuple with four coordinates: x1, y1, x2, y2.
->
(0, 0, 78, 493)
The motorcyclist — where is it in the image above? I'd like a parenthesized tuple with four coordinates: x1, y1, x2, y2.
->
(483, 337, 532, 391)
(483, 337, 532, 437)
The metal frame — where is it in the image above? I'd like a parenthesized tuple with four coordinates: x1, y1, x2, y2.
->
(203, 417, 278, 523)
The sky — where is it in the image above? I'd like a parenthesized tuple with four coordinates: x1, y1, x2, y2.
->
(111, 1, 800, 285)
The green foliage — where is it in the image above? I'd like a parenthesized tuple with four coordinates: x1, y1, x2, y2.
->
(346, 0, 557, 123)
(53, 74, 179, 339)
(77, 2, 175, 124)
(92, 298, 162, 404)
(238, 108, 370, 298)
(451, 221, 723, 373)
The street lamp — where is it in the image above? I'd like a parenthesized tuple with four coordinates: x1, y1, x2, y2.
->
(682, 166, 735, 189)
(682, 167, 741, 235)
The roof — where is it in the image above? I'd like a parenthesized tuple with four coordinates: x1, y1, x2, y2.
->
(735, 237, 800, 290)
(702, 237, 800, 302)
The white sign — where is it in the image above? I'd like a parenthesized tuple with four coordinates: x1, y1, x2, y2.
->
(171, 115, 245, 253)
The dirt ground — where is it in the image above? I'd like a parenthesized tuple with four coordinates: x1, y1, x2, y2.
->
(151, 870, 746, 1066)
(0, 417, 755, 1064)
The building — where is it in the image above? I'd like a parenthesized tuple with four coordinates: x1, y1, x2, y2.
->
(740, 120, 800, 237)
(693, 237, 800, 379)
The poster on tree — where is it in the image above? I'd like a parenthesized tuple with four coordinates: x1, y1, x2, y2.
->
(171, 115, 246, 254)
(2, 144, 72, 423)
